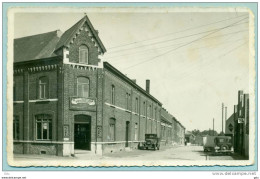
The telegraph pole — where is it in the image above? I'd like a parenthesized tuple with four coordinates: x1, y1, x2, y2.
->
(225, 106, 227, 134)
(222, 103, 224, 135)
(213, 118, 215, 136)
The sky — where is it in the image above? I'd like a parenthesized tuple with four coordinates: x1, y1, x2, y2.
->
(14, 10, 250, 133)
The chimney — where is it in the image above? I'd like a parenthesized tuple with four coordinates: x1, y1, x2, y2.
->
(132, 79, 136, 83)
(146, 80, 150, 93)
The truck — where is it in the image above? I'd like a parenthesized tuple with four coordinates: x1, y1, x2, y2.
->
(203, 136, 233, 154)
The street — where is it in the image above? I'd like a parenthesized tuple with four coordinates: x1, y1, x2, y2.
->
(13, 145, 246, 162)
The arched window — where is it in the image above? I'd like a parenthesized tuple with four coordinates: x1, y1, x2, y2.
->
(77, 77, 90, 97)
(111, 85, 115, 105)
(79, 45, 89, 64)
(109, 118, 116, 141)
(35, 114, 52, 140)
(38, 76, 48, 99)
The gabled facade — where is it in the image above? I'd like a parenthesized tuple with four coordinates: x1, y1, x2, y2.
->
(13, 15, 185, 156)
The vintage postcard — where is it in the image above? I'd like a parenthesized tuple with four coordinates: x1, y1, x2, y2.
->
(6, 6, 256, 167)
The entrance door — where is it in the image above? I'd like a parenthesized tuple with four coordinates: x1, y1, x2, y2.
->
(125, 121, 130, 147)
(74, 115, 91, 150)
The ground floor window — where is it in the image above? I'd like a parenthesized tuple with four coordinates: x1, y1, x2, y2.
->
(134, 123, 138, 141)
(109, 118, 115, 141)
(36, 114, 52, 140)
(13, 115, 19, 140)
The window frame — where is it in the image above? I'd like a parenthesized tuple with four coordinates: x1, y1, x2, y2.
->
(35, 114, 52, 141)
(79, 45, 89, 64)
(135, 97, 139, 113)
(13, 115, 19, 140)
(134, 123, 138, 141)
(111, 85, 115, 105)
(38, 76, 48, 99)
(77, 76, 90, 98)
(109, 118, 116, 141)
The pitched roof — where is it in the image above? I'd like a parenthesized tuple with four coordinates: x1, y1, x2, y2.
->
(14, 30, 61, 63)
(14, 15, 106, 63)
(55, 15, 106, 53)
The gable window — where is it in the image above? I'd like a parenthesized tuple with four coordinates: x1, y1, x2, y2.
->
(77, 77, 89, 98)
(38, 76, 48, 99)
(109, 118, 116, 141)
(36, 114, 52, 140)
(111, 85, 115, 105)
(79, 45, 89, 64)
(13, 115, 19, 140)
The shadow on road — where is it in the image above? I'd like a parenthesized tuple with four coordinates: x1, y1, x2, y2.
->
(191, 150, 248, 160)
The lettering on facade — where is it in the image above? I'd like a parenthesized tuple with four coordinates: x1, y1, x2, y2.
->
(70, 97, 96, 111)
(71, 98, 95, 105)
(238, 118, 244, 123)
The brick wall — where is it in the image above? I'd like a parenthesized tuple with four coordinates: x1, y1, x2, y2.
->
(68, 23, 100, 66)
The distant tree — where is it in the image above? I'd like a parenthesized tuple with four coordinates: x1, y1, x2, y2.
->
(191, 129, 218, 136)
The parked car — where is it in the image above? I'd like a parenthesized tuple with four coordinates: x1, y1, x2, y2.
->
(203, 136, 233, 154)
(142, 134, 160, 150)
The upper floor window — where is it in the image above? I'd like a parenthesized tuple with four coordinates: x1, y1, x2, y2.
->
(111, 85, 115, 105)
(13, 115, 19, 140)
(36, 114, 52, 140)
(38, 76, 48, 99)
(77, 77, 89, 98)
(149, 105, 152, 117)
(79, 45, 89, 64)
(135, 97, 139, 113)
(143, 102, 146, 116)
(126, 93, 130, 110)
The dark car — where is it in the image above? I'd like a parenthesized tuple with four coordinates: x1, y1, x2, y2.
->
(142, 134, 160, 150)
(214, 136, 233, 152)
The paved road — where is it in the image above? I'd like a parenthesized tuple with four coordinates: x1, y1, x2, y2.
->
(13, 145, 245, 162)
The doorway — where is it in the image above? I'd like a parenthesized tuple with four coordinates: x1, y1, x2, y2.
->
(125, 121, 130, 147)
(74, 115, 91, 150)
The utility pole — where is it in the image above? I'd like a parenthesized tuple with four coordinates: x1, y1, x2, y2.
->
(222, 103, 224, 135)
(213, 118, 215, 136)
(225, 106, 227, 135)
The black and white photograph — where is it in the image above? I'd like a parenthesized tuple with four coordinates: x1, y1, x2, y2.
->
(7, 6, 255, 167)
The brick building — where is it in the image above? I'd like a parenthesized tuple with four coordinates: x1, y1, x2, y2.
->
(13, 15, 185, 156)
(233, 90, 249, 158)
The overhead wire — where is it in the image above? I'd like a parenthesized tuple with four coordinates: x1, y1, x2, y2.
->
(108, 14, 248, 49)
(107, 20, 248, 54)
(122, 17, 248, 71)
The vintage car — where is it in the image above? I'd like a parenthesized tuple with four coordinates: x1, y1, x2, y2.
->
(203, 136, 233, 154)
(142, 134, 160, 150)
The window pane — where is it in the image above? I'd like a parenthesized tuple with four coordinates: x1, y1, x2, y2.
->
(83, 84, 89, 97)
(78, 77, 89, 84)
(49, 122, 52, 140)
(37, 123, 42, 139)
(79, 45, 88, 64)
(43, 122, 48, 139)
